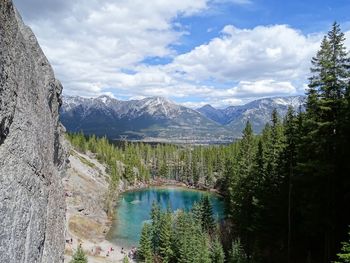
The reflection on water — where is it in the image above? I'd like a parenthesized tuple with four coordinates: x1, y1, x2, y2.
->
(107, 187, 225, 247)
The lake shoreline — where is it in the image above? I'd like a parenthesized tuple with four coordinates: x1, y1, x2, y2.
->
(64, 150, 223, 262)
(107, 183, 225, 249)
(118, 178, 223, 197)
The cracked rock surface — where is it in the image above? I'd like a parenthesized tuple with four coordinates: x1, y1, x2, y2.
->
(0, 1, 68, 262)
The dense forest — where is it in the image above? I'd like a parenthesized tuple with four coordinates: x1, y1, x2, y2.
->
(67, 132, 237, 189)
(68, 23, 350, 263)
(138, 198, 226, 263)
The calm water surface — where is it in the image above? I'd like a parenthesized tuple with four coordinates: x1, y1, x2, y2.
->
(107, 187, 225, 247)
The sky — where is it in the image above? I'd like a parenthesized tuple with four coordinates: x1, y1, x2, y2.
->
(14, 0, 350, 108)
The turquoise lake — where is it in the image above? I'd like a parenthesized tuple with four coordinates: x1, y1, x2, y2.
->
(107, 187, 225, 247)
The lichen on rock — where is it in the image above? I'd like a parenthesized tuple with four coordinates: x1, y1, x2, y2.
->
(0, 1, 68, 262)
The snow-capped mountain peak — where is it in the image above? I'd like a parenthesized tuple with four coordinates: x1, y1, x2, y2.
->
(60, 94, 306, 141)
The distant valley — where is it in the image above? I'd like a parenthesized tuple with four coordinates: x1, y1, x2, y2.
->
(60, 95, 305, 143)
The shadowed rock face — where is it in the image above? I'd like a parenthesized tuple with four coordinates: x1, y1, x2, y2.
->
(0, 1, 68, 262)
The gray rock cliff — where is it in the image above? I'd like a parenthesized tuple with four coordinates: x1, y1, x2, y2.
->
(0, 1, 68, 262)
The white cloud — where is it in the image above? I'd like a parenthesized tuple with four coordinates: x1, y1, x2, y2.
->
(210, 0, 252, 5)
(14, 0, 350, 107)
(232, 79, 296, 97)
(171, 25, 322, 83)
(16, 0, 209, 98)
(345, 31, 350, 51)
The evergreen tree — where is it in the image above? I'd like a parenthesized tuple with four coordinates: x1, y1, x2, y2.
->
(70, 246, 88, 263)
(150, 202, 161, 254)
(139, 223, 153, 263)
(237, 121, 255, 179)
(281, 106, 298, 263)
(173, 211, 191, 263)
(191, 201, 203, 225)
(159, 211, 173, 263)
(200, 196, 215, 233)
(227, 121, 258, 256)
(211, 237, 225, 263)
(336, 229, 350, 263)
(228, 239, 247, 263)
(298, 22, 350, 262)
(197, 234, 211, 263)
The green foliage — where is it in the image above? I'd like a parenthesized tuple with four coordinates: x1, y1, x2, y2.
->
(67, 132, 237, 189)
(335, 229, 350, 263)
(139, 223, 153, 263)
(200, 196, 216, 233)
(228, 239, 247, 263)
(150, 202, 161, 254)
(159, 211, 173, 263)
(221, 22, 350, 263)
(67, 24, 350, 261)
(70, 246, 88, 263)
(138, 202, 217, 263)
(210, 237, 225, 263)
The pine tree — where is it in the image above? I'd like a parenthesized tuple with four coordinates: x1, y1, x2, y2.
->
(237, 121, 255, 179)
(336, 229, 350, 263)
(200, 196, 215, 233)
(282, 106, 298, 263)
(139, 223, 153, 263)
(228, 239, 247, 263)
(159, 160, 169, 178)
(191, 201, 203, 225)
(150, 202, 161, 254)
(211, 237, 225, 263)
(70, 246, 88, 263)
(197, 234, 211, 263)
(159, 211, 173, 263)
(299, 22, 350, 262)
(227, 121, 258, 256)
(173, 211, 191, 263)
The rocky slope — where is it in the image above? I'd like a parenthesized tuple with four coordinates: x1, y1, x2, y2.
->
(64, 148, 139, 262)
(0, 1, 67, 262)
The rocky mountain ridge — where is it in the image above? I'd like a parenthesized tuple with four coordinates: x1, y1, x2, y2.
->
(61, 95, 234, 143)
(61, 95, 305, 141)
(198, 95, 305, 133)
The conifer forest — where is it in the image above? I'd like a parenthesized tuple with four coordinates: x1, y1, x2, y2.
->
(68, 23, 350, 263)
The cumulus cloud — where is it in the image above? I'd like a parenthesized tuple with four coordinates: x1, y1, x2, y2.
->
(171, 25, 322, 83)
(211, 0, 252, 5)
(14, 0, 208, 97)
(13, 0, 350, 107)
(177, 79, 297, 108)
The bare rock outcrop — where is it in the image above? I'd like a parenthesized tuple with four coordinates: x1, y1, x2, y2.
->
(0, 1, 68, 262)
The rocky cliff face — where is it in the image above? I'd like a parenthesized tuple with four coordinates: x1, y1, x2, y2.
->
(0, 1, 67, 262)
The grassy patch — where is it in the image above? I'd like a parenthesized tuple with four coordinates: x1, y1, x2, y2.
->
(68, 215, 105, 241)
(77, 154, 96, 168)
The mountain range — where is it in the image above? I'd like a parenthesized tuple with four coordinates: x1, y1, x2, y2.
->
(60, 95, 305, 143)
(197, 95, 305, 134)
